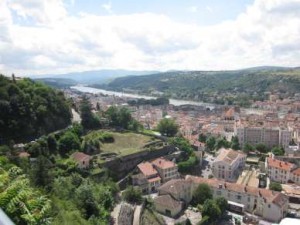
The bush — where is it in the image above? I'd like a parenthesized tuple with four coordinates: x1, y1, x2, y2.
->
(192, 183, 213, 205)
(122, 186, 143, 204)
(269, 182, 282, 192)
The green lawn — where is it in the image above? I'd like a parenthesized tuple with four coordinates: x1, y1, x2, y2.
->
(100, 132, 153, 156)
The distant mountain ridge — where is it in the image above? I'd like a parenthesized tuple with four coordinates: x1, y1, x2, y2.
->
(102, 66, 300, 106)
(30, 69, 159, 85)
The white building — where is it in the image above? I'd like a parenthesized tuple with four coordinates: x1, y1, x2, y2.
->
(154, 176, 289, 223)
(236, 127, 292, 149)
(266, 157, 300, 185)
(212, 148, 246, 182)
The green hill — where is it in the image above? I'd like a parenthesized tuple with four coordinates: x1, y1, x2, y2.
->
(0, 75, 72, 143)
(104, 67, 300, 106)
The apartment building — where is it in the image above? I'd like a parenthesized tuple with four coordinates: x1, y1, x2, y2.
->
(212, 148, 246, 182)
(154, 176, 288, 222)
(236, 127, 291, 149)
(266, 157, 300, 185)
(132, 157, 179, 193)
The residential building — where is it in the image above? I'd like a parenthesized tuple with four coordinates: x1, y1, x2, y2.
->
(154, 194, 183, 217)
(132, 162, 161, 193)
(71, 152, 91, 169)
(236, 127, 292, 149)
(132, 157, 178, 193)
(266, 157, 300, 185)
(212, 148, 246, 182)
(152, 157, 179, 183)
(153, 176, 289, 222)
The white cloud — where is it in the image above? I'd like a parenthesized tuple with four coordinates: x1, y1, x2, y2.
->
(1, 0, 300, 76)
(102, 1, 113, 14)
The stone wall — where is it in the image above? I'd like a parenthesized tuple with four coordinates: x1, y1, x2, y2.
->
(100, 145, 176, 179)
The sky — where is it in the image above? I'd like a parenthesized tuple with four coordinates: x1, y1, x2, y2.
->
(0, 0, 300, 76)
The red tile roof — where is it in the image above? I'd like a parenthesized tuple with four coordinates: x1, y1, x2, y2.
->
(291, 168, 300, 176)
(72, 152, 91, 162)
(137, 162, 158, 177)
(152, 157, 176, 170)
(267, 157, 295, 171)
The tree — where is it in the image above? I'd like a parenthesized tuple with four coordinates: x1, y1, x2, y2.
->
(157, 118, 178, 137)
(206, 136, 216, 151)
(170, 137, 193, 155)
(122, 186, 142, 204)
(198, 133, 207, 142)
(269, 182, 282, 192)
(192, 183, 213, 205)
(231, 136, 240, 150)
(30, 155, 53, 188)
(47, 134, 57, 154)
(215, 138, 230, 150)
(272, 146, 285, 156)
(215, 197, 228, 214)
(80, 97, 100, 129)
(58, 131, 81, 156)
(256, 143, 268, 153)
(202, 199, 221, 220)
(118, 107, 132, 129)
(243, 143, 254, 154)
(75, 184, 99, 219)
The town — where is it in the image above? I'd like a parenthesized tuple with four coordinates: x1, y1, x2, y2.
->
(59, 86, 300, 225)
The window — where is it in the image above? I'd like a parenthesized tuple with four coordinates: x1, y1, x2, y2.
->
(268, 204, 271, 208)
(236, 195, 242, 200)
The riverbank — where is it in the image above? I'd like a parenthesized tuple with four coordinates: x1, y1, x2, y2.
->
(71, 85, 216, 108)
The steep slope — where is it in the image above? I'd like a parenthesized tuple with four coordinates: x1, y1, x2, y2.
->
(0, 75, 72, 143)
(105, 67, 300, 104)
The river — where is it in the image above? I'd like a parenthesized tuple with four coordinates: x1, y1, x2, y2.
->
(71, 86, 216, 108)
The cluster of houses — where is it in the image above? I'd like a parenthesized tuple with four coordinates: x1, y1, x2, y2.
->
(131, 149, 293, 223)
(153, 175, 288, 223)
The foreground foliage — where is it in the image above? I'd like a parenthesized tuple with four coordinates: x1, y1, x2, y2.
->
(0, 165, 52, 225)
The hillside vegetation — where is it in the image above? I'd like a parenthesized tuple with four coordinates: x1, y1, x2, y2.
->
(104, 67, 300, 106)
(0, 75, 72, 143)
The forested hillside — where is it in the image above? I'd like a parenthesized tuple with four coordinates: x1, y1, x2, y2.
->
(0, 75, 72, 143)
(104, 67, 300, 106)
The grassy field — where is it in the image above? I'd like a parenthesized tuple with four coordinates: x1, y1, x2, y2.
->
(100, 132, 153, 156)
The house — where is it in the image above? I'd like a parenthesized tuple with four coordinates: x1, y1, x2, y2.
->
(158, 179, 193, 203)
(212, 148, 246, 182)
(71, 152, 91, 169)
(132, 162, 161, 193)
(153, 176, 289, 222)
(152, 157, 179, 183)
(154, 195, 183, 217)
(132, 157, 179, 193)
